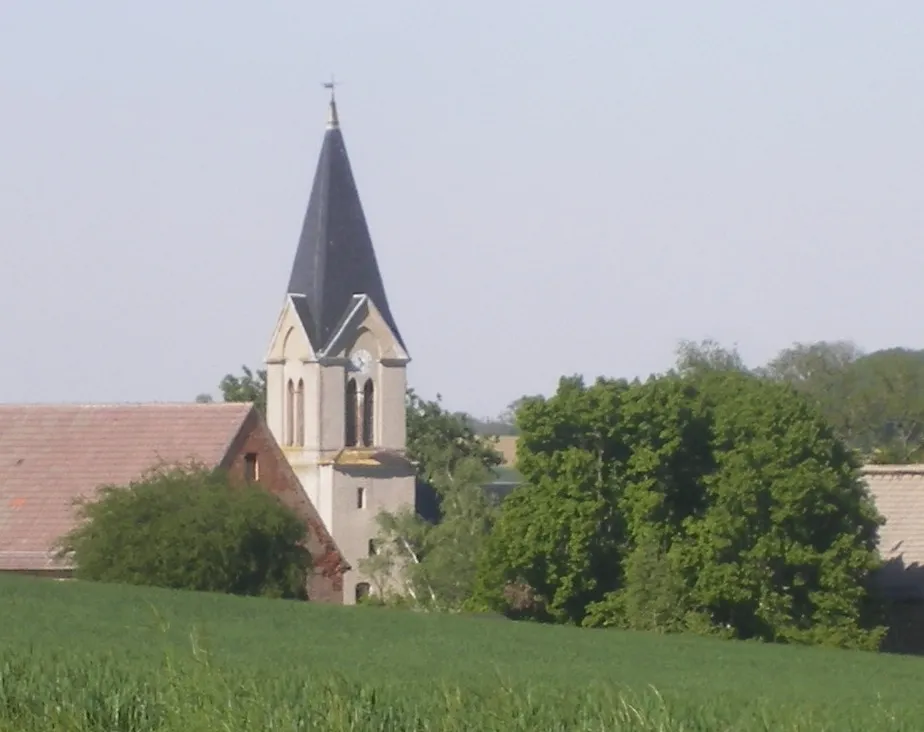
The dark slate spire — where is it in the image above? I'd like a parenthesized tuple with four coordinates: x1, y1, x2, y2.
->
(287, 89, 406, 353)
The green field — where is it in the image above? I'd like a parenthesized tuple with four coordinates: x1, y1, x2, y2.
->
(0, 574, 922, 731)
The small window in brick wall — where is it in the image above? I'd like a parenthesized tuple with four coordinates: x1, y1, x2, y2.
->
(244, 453, 259, 482)
(357, 486, 366, 509)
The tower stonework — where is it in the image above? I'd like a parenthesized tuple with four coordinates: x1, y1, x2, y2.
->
(265, 94, 415, 604)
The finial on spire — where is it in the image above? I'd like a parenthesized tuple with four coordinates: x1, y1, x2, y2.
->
(323, 75, 339, 129)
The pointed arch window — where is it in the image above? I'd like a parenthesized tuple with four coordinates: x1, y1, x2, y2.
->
(361, 380, 375, 447)
(285, 379, 295, 446)
(345, 378, 358, 447)
(295, 379, 305, 447)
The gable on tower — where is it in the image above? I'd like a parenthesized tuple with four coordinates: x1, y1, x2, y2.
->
(265, 295, 317, 364)
(322, 294, 409, 363)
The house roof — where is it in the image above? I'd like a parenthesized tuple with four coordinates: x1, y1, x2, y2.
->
(861, 463, 924, 599)
(286, 94, 406, 353)
(0, 402, 253, 571)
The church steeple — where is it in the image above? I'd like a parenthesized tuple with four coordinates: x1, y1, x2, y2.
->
(265, 87, 417, 606)
(287, 91, 405, 353)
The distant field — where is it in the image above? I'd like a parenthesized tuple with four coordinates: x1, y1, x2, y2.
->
(1, 574, 922, 731)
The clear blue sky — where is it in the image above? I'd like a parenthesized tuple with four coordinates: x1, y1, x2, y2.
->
(2, 3, 923, 418)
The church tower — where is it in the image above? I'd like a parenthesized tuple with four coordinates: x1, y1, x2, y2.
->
(265, 90, 415, 604)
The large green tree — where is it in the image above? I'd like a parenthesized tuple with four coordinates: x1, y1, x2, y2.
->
(473, 370, 886, 649)
(667, 371, 885, 648)
(57, 464, 311, 599)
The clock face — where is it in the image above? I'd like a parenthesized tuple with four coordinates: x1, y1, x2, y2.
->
(350, 349, 373, 375)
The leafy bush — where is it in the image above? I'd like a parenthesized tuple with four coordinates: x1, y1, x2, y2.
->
(584, 540, 694, 634)
(58, 463, 311, 599)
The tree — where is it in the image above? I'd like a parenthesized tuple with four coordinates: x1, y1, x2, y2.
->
(762, 343, 924, 463)
(356, 392, 502, 611)
(663, 371, 885, 648)
(404, 387, 502, 526)
(405, 389, 502, 492)
(761, 341, 865, 448)
(474, 370, 886, 649)
(472, 376, 631, 623)
(848, 349, 924, 462)
(357, 507, 433, 604)
(218, 366, 267, 415)
(497, 397, 532, 427)
(674, 338, 749, 376)
(362, 455, 500, 611)
(761, 340, 863, 386)
(415, 457, 497, 609)
(582, 538, 698, 636)
(57, 463, 311, 599)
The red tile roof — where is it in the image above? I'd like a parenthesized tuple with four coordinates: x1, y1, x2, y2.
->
(0, 403, 253, 571)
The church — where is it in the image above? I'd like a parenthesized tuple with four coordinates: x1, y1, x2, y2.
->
(0, 92, 414, 605)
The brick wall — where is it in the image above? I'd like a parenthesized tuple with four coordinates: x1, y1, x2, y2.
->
(224, 411, 347, 604)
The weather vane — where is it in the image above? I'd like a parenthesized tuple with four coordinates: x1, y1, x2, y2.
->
(322, 75, 338, 98)
(323, 74, 340, 128)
